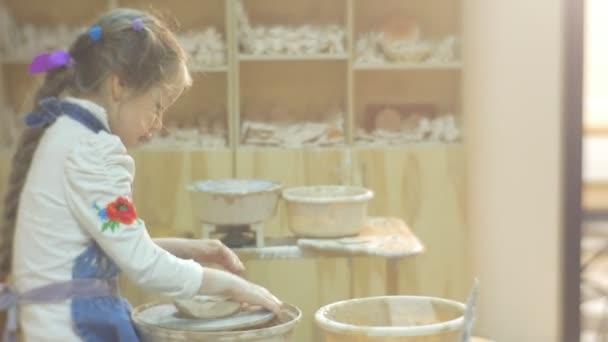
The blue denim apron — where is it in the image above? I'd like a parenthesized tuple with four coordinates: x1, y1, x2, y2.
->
(0, 97, 140, 342)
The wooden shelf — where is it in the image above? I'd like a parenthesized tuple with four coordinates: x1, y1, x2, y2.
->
(236, 145, 348, 151)
(353, 62, 463, 71)
(353, 142, 463, 150)
(189, 65, 229, 73)
(237, 143, 464, 150)
(239, 54, 349, 61)
(131, 146, 231, 153)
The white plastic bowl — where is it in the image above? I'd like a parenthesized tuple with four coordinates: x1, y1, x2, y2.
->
(282, 185, 373, 238)
(188, 179, 281, 225)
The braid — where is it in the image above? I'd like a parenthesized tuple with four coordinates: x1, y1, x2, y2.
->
(0, 66, 73, 278)
(0, 128, 45, 276)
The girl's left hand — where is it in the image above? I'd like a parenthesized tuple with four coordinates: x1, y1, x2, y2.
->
(188, 239, 245, 274)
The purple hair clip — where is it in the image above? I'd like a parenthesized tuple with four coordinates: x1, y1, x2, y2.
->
(132, 18, 144, 32)
(29, 50, 73, 75)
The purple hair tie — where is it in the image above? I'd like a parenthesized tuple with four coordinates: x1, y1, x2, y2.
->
(29, 50, 73, 75)
(132, 18, 144, 31)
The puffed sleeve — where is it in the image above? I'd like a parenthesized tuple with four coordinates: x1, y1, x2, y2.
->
(63, 132, 202, 298)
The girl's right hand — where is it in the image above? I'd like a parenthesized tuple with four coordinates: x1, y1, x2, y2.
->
(227, 279, 283, 315)
(198, 268, 282, 315)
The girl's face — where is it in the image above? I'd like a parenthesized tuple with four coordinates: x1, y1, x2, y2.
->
(107, 71, 186, 148)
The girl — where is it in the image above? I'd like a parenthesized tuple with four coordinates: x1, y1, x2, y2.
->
(0, 8, 282, 342)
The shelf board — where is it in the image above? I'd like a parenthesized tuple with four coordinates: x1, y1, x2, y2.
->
(189, 65, 229, 73)
(239, 54, 349, 62)
(353, 62, 463, 71)
(130, 145, 231, 153)
(0, 144, 465, 154)
(353, 141, 463, 150)
(0, 58, 229, 74)
(237, 145, 349, 152)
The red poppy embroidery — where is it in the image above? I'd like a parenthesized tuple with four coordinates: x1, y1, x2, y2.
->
(93, 197, 138, 232)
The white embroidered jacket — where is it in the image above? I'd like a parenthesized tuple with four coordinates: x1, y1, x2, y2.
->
(11, 97, 203, 341)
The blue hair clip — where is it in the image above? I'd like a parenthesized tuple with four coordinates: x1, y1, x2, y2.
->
(89, 25, 103, 42)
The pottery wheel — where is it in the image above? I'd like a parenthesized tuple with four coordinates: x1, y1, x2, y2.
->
(137, 303, 275, 332)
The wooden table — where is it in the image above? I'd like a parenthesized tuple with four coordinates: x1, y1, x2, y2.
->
(232, 217, 424, 297)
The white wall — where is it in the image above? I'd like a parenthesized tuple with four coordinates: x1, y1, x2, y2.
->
(463, 0, 563, 341)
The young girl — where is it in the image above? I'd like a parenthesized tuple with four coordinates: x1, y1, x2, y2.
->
(0, 8, 282, 342)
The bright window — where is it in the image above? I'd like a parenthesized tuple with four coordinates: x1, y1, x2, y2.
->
(585, 0, 608, 132)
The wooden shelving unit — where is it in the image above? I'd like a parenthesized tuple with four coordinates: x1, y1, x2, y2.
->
(353, 62, 462, 70)
(0, 0, 463, 149)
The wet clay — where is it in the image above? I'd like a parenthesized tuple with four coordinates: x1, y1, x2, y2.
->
(173, 295, 241, 319)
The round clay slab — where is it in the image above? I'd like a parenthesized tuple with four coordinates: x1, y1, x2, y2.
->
(173, 295, 241, 319)
(137, 303, 275, 332)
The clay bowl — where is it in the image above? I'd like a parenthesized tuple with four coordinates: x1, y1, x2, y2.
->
(315, 296, 465, 342)
(133, 302, 302, 342)
(282, 185, 373, 238)
(380, 39, 433, 63)
(188, 179, 281, 225)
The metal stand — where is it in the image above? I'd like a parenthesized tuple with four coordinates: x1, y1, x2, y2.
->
(202, 222, 265, 248)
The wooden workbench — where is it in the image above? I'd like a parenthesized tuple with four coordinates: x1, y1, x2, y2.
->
(232, 217, 424, 298)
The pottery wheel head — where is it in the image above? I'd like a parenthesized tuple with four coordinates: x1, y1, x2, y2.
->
(138, 301, 276, 332)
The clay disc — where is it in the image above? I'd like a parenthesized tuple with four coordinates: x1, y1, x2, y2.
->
(173, 295, 241, 319)
(137, 303, 275, 332)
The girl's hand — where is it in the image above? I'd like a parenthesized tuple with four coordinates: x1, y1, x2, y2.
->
(231, 279, 283, 316)
(154, 238, 245, 274)
(198, 268, 282, 315)
(189, 239, 245, 274)
(228, 281, 283, 315)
